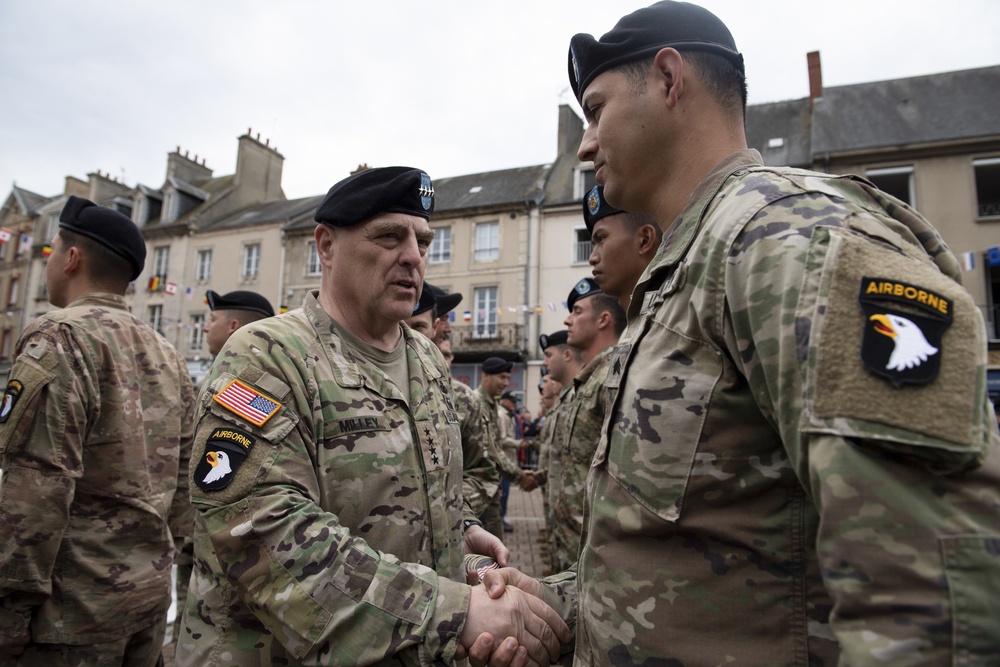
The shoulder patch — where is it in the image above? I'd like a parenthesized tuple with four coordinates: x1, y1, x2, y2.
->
(194, 427, 256, 492)
(213, 378, 281, 427)
(0, 380, 23, 423)
(858, 277, 953, 386)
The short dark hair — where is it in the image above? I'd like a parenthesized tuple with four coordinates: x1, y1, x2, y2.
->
(590, 293, 627, 336)
(614, 50, 746, 118)
(59, 228, 134, 288)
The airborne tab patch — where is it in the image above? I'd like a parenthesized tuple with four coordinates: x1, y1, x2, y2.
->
(195, 427, 256, 492)
(213, 379, 281, 427)
(858, 277, 953, 387)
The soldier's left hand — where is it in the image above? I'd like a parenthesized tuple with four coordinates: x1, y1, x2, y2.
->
(465, 524, 510, 567)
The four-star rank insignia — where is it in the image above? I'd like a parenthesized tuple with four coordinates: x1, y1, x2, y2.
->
(858, 277, 953, 387)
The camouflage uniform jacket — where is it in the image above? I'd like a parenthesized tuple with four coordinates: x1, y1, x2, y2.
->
(176, 292, 473, 666)
(0, 293, 195, 644)
(548, 347, 611, 571)
(543, 150, 1000, 665)
(475, 386, 522, 482)
(452, 378, 501, 515)
(533, 385, 574, 488)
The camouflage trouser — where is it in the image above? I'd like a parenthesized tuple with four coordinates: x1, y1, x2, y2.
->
(12, 618, 166, 667)
(480, 495, 504, 540)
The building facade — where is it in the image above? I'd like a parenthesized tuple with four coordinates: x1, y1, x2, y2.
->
(3, 57, 998, 408)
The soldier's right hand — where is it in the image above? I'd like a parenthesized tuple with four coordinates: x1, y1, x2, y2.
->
(461, 583, 570, 666)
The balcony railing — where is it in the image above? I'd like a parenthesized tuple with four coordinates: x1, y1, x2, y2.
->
(451, 323, 524, 354)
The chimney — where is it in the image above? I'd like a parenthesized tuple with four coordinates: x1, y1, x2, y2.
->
(807, 51, 823, 107)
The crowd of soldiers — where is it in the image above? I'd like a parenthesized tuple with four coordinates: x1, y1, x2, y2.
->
(2, 1, 999, 665)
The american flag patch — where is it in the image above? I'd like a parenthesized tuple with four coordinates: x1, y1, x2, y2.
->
(213, 379, 280, 427)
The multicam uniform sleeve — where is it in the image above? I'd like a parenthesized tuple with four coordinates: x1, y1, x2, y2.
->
(724, 180, 1000, 662)
(0, 325, 88, 645)
(188, 334, 470, 665)
(167, 358, 197, 557)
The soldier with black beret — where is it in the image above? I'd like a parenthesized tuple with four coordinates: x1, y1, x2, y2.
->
(486, 2, 1000, 664)
(475, 356, 527, 536)
(584, 185, 661, 309)
(0, 196, 195, 664)
(178, 167, 568, 666)
(204, 289, 275, 356)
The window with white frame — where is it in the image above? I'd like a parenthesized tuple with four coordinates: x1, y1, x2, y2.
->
(46, 213, 60, 242)
(148, 304, 163, 334)
(242, 243, 261, 281)
(7, 276, 18, 308)
(189, 313, 205, 351)
(153, 246, 170, 281)
(866, 166, 915, 207)
(429, 226, 452, 264)
(573, 226, 592, 264)
(974, 157, 1000, 218)
(576, 166, 597, 199)
(474, 222, 499, 262)
(307, 241, 322, 275)
(196, 249, 213, 282)
(473, 286, 498, 338)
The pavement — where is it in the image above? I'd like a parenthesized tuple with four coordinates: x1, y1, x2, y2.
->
(503, 484, 549, 578)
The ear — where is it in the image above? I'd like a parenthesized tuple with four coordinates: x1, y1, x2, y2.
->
(63, 246, 82, 275)
(596, 309, 613, 331)
(652, 47, 685, 109)
(227, 319, 241, 336)
(637, 225, 659, 256)
(314, 224, 335, 267)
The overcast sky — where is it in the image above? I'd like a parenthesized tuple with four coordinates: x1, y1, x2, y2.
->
(2, 1, 999, 202)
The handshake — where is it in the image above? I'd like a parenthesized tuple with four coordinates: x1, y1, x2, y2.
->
(517, 470, 540, 492)
(459, 567, 571, 667)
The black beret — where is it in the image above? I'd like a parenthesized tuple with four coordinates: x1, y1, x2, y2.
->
(59, 195, 146, 281)
(428, 283, 463, 315)
(500, 389, 518, 403)
(539, 329, 569, 351)
(567, 277, 603, 311)
(568, 0, 744, 103)
(314, 166, 434, 227)
(482, 356, 513, 375)
(583, 185, 626, 234)
(412, 284, 437, 317)
(206, 290, 274, 317)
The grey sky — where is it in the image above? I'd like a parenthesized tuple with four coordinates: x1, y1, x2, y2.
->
(2, 0, 998, 201)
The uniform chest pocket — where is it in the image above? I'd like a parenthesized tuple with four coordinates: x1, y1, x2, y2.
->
(604, 320, 722, 523)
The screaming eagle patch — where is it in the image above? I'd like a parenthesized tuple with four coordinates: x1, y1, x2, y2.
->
(858, 277, 953, 387)
(0, 380, 23, 423)
(194, 427, 256, 492)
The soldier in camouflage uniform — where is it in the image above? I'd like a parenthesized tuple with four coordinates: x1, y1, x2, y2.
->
(475, 357, 527, 538)
(522, 331, 579, 573)
(583, 185, 661, 312)
(487, 2, 1000, 664)
(175, 167, 568, 666)
(407, 284, 500, 521)
(0, 196, 195, 666)
(551, 278, 624, 573)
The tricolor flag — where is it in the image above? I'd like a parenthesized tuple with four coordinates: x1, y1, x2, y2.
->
(42, 245, 53, 257)
(165, 281, 178, 295)
(0, 228, 11, 243)
(548, 302, 557, 311)
(148, 276, 160, 292)
(535, 306, 543, 314)
(960, 251, 976, 272)
(463, 310, 471, 323)
(17, 234, 31, 255)
(279, 304, 289, 314)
